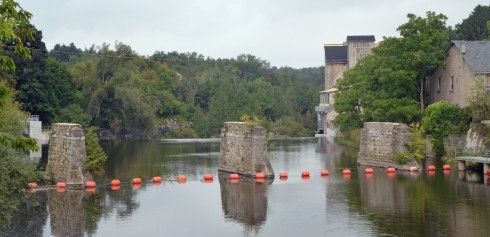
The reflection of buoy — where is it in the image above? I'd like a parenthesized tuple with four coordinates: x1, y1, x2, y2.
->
(366, 173, 373, 178)
(428, 165, 436, 171)
(255, 173, 265, 178)
(57, 187, 66, 193)
(279, 177, 288, 181)
(387, 172, 396, 178)
(85, 181, 96, 188)
(177, 175, 186, 181)
(342, 169, 351, 175)
(321, 170, 330, 176)
(28, 183, 38, 189)
(85, 187, 96, 192)
(256, 178, 265, 183)
(56, 182, 67, 188)
(230, 179, 239, 183)
(204, 174, 213, 180)
(153, 176, 162, 182)
(365, 168, 374, 173)
(178, 179, 186, 184)
(409, 167, 418, 172)
(387, 167, 396, 173)
(301, 176, 310, 181)
(204, 179, 213, 184)
(443, 170, 450, 175)
(443, 165, 451, 170)
(279, 172, 288, 178)
(301, 171, 310, 177)
(111, 180, 121, 186)
(153, 181, 161, 186)
(132, 178, 142, 184)
(111, 185, 120, 191)
(487, 171, 490, 176)
(428, 170, 436, 176)
(133, 183, 142, 188)
(230, 173, 240, 179)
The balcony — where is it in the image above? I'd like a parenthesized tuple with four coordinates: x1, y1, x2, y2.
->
(315, 104, 332, 113)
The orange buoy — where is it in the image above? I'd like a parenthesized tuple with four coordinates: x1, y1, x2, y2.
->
(301, 171, 310, 177)
(255, 173, 265, 178)
(321, 170, 330, 176)
(387, 167, 396, 173)
(153, 176, 162, 182)
(85, 181, 96, 188)
(28, 182, 38, 189)
(442, 164, 451, 170)
(409, 167, 418, 172)
(111, 180, 121, 186)
(428, 165, 436, 171)
(132, 178, 142, 184)
(279, 172, 288, 178)
(230, 173, 240, 179)
(56, 182, 67, 188)
(279, 177, 288, 181)
(365, 168, 374, 173)
(111, 185, 120, 191)
(342, 169, 351, 175)
(133, 183, 142, 188)
(177, 175, 186, 181)
(203, 174, 213, 180)
(85, 187, 96, 192)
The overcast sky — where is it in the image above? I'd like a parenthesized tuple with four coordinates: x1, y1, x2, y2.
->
(17, 0, 489, 68)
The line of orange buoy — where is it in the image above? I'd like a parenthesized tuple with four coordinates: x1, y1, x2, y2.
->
(321, 170, 330, 176)
(301, 171, 311, 177)
(365, 168, 374, 173)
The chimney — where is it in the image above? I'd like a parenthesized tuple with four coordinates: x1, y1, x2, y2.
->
(461, 41, 466, 55)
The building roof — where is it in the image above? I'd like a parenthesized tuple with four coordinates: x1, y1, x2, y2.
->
(324, 45, 348, 63)
(346, 35, 375, 42)
(452, 40, 490, 73)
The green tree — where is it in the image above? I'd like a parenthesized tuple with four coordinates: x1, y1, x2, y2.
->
(84, 128, 108, 174)
(333, 12, 448, 132)
(454, 4, 490, 40)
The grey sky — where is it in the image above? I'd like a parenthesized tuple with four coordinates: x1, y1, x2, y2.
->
(18, 0, 489, 68)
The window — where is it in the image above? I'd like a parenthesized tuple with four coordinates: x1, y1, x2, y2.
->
(450, 76, 454, 92)
(437, 77, 441, 92)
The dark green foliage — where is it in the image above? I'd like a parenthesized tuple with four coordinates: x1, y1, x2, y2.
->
(333, 12, 448, 132)
(422, 101, 469, 157)
(84, 128, 108, 174)
(453, 4, 490, 40)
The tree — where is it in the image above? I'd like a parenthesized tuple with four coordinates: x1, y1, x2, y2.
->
(454, 4, 490, 40)
(84, 128, 107, 174)
(333, 12, 448, 132)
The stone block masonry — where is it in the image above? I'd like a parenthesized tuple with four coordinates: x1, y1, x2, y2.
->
(219, 122, 274, 178)
(46, 123, 92, 187)
(358, 122, 420, 170)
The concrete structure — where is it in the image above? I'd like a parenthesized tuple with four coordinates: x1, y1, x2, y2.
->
(219, 122, 274, 178)
(429, 40, 490, 107)
(358, 122, 420, 170)
(46, 123, 91, 187)
(316, 35, 375, 136)
(24, 115, 49, 160)
(457, 155, 490, 175)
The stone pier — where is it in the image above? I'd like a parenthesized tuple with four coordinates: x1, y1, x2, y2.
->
(219, 122, 274, 178)
(358, 122, 420, 170)
(46, 123, 91, 187)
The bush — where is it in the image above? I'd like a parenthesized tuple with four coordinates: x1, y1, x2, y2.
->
(395, 151, 410, 164)
(84, 128, 108, 174)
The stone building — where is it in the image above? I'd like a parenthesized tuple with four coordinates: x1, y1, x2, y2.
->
(316, 35, 376, 136)
(429, 40, 490, 107)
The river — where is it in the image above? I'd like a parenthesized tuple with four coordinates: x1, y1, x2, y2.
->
(2, 138, 490, 237)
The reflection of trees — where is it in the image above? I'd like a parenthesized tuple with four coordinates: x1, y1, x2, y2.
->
(218, 174, 272, 236)
(1, 191, 49, 237)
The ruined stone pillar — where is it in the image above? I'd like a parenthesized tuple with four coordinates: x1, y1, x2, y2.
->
(46, 123, 91, 187)
(219, 122, 274, 178)
(458, 160, 466, 171)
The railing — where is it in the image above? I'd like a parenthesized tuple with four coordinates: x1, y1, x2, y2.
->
(315, 104, 332, 113)
(26, 115, 40, 121)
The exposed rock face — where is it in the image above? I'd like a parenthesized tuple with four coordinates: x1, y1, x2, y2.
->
(46, 123, 91, 186)
(219, 122, 274, 178)
(358, 122, 420, 170)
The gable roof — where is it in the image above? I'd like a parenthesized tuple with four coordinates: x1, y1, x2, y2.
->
(324, 45, 348, 63)
(451, 40, 490, 73)
(346, 35, 375, 42)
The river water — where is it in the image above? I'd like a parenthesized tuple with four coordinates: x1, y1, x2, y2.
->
(2, 138, 490, 237)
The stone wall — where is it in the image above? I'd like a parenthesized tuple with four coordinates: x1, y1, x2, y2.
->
(46, 123, 91, 186)
(219, 122, 274, 178)
(358, 122, 420, 170)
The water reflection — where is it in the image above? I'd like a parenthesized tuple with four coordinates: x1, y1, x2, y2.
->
(219, 173, 272, 235)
